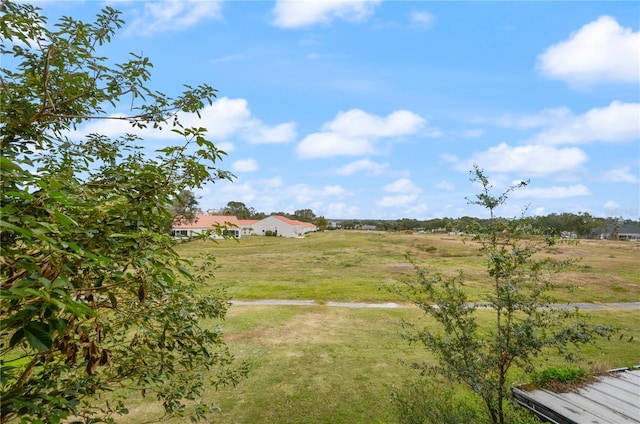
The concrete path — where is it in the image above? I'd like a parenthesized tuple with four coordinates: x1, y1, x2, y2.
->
(230, 300, 640, 310)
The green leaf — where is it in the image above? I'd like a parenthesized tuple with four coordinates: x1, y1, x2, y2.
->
(24, 322, 53, 351)
(108, 292, 118, 309)
(53, 212, 79, 228)
(9, 328, 25, 348)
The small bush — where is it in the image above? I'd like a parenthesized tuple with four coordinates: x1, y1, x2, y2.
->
(391, 379, 484, 424)
(532, 366, 590, 391)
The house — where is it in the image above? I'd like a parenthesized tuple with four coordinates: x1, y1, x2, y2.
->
(591, 224, 640, 241)
(171, 215, 251, 239)
(171, 214, 318, 239)
(251, 215, 317, 238)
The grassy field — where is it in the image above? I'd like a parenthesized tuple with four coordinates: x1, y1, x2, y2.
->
(116, 231, 639, 423)
(178, 230, 640, 304)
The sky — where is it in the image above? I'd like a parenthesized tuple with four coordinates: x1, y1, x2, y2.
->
(35, 1, 640, 220)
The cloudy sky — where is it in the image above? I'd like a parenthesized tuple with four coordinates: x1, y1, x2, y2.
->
(40, 1, 639, 219)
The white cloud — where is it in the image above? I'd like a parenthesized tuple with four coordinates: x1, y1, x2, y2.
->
(232, 159, 258, 173)
(243, 122, 297, 144)
(297, 133, 372, 159)
(217, 141, 236, 153)
(511, 184, 591, 199)
(377, 194, 419, 208)
(377, 178, 422, 208)
(290, 183, 351, 204)
(210, 177, 352, 215)
(326, 202, 360, 218)
(537, 16, 640, 86)
(383, 178, 422, 194)
(410, 11, 435, 28)
(457, 142, 587, 176)
(436, 180, 454, 190)
(531, 101, 640, 145)
(297, 109, 427, 159)
(260, 176, 285, 188)
(271, 0, 381, 28)
(603, 200, 621, 211)
(72, 97, 296, 146)
(496, 107, 572, 129)
(440, 153, 459, 164)
(333, 159, 389, 176)
(126, 1, 223, 36)
(601, 166, 639, 184)
(324, 109, 425, 138)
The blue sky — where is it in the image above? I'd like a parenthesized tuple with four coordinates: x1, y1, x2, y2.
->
(39, 1, 639, 219)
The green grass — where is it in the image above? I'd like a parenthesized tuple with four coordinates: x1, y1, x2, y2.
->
(179, 231, 639, 304)
(112, 232, 639, 423)
(116, 307, 639, 424)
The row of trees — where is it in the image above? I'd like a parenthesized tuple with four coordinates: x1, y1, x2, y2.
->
(172, 193, 637, 239)
(215, 201, 321, 224)
(207, 201, 328, 229)
(334, 213, 637, 236)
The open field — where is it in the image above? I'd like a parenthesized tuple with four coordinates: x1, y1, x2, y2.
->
(117, 306, 639, 424)
(109, 231, 640, 423)
(177, 231, 640, 304)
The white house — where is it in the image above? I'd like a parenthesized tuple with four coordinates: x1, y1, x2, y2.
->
(171, 214, 317, 239)
(171, 215, 248, 239)
(251, 215, 317, 238)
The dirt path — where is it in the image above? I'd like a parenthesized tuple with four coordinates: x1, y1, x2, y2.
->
(230, 300, 640, 310)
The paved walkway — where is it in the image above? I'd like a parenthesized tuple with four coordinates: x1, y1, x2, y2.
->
(230, 300, 640, 310)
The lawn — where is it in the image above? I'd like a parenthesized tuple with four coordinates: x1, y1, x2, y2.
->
(114, 231, 639, 423)
(177, 230, 640, 304)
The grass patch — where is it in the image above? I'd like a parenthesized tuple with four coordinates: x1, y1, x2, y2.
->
(530, 366, 591, 392)
(109, 232, 639, 423)
(178, 232, 639, 304)
(113, 307, 640, 424)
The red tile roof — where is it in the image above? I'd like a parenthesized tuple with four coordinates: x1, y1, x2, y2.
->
(173, 215, 256, 229)
(172, 214, 317, 230)
(270, 215, 317, 228)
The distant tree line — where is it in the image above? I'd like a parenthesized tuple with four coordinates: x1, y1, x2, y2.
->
(197, 200, 637, 237)
(335, 213, 638, 237)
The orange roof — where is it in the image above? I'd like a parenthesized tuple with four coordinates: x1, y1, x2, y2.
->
(270, 215, 317, 228)
(173, 214, 257, 229)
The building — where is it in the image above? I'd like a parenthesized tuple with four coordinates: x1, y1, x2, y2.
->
(171, 214, 318, 239)
(512, 366, 640, 424)
(171, 214, 247, 238)
(252, 215, 317, 238)
(591, 224, 640, 241)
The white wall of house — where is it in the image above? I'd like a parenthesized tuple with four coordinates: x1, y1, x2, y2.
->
(170, 227, 240, 239)
(252, 215, 316, 238)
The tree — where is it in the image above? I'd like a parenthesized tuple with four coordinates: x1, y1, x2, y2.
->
(169, 189, 201, 225)
(292, 208, 316, 223)
(394, 166, 615, 424)
(221, 201, 251, 219)
(0, 3, 246, 423)
(314, 216, 328, 231)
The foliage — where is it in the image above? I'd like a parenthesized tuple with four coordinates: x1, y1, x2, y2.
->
(395, 165, 616, 424)
(169, 189, 201, 225)
(0, 3, 245, 423)
(292, 209, 316, 223)
(391, 378, 484, 424)
(221, 201, 252, 219)
(314, 216, 328, 231)
(532, 366, 590, 390)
